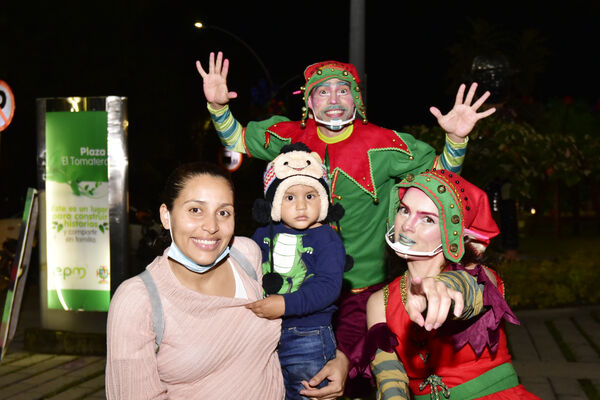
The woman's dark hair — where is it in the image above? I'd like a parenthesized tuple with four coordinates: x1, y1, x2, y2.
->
(444, 239, 488, 268)
(146, 162, 235, 259)
(459, 241, 484, 266)
(161, 161, 234, 211)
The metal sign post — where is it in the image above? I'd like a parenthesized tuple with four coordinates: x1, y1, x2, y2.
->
(0, 188, 38, 360)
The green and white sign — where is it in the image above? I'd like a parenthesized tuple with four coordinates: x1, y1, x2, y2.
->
(45, 111, 111, 311)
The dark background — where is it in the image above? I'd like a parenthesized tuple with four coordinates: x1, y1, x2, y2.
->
(1, 1, 599, 225)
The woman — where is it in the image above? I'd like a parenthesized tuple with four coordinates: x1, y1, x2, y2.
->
(366, 170, 540, 399)
(106, 162, 284, 399)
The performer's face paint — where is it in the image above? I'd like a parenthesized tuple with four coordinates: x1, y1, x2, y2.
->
(308, 78, 356, 130)
(159, 174, 235, 269)
(388, 188, 442, 258)
(280, 184, 322, 230)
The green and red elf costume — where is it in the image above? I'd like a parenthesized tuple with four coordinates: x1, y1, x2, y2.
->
(208, 61, 468, 394)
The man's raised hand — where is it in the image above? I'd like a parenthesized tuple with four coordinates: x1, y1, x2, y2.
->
(430, 82, 496, 142)
(196, 51, 238, 109)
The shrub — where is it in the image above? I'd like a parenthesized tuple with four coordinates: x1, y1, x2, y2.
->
(495, 249, 600, 309)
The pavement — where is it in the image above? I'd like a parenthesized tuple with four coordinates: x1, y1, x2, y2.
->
(1, 283, 600, 399)
(506, 305, 600, 399)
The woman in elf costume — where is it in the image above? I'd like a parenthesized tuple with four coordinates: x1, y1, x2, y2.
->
(365, 169, 540, 399)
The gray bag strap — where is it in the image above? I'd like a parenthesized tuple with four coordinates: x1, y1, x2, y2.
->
(230, 246, 257, 281)
(139, 270, 164, 353)
(138, 248, 257, 353)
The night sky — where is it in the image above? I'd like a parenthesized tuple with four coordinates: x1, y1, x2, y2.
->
(1, 1, 598, 221)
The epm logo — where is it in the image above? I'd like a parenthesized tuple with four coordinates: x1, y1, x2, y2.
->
(55, 266, 87, 280)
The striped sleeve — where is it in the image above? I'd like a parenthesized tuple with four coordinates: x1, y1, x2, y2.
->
(371, 349, 410, 400)
(207, 103, 246, 153)
(435, 270, 484, 319)
(433, 135, 468, 174)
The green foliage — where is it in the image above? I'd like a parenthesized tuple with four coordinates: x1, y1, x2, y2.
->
(535, 98, 600, 182)
(496, 249, 600, 310)
(404, 97, 600, 214)
(405, 118, 552, 203)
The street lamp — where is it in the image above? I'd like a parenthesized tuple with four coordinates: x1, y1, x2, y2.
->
(194, 21, 274, 95)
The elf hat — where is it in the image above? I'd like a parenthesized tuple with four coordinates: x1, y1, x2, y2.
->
(300, 60, 367, 127)
(388, 170, 499, 262)
(252, 142, 344, 224)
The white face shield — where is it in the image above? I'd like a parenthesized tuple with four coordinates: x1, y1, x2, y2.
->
(385, 225, 443, 258)
(312, 108, 357, 131)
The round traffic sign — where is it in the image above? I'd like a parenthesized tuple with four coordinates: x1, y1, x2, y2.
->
(0, 80, 15, 132)
(217, 147, 243, 172)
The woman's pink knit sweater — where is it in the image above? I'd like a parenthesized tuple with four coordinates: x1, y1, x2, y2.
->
(106, 236, 284, 399)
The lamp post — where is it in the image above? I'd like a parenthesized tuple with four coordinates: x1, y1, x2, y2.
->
(194, 22, 274, 95)
(349, 0, 366, 105)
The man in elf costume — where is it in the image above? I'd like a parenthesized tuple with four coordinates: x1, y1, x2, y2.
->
(196, 51, 496, 398)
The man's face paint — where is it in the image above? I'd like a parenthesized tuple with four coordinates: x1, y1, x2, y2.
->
(308, 78, 356, 130)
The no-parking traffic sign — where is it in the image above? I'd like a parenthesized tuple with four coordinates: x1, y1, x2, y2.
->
(218, 147, 243, 172)
(0, 80, 15, 132)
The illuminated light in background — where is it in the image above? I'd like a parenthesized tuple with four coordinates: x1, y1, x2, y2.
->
(530, 208, 536, 215)
(67, 97, 82, 112)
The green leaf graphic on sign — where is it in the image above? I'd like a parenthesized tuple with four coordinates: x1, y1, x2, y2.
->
(98, 222, 109, 234)
(52, 221, 63, 233)
(70, 178, 82, 196)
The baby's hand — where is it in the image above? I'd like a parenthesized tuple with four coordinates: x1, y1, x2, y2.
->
(246, 295, 285, 319)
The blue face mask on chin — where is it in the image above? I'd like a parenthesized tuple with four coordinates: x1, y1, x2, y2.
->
(166, 212, 231, 273)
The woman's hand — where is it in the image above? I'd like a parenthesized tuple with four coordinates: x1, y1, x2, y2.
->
(406, 275, 464, 331)
(245, 295, 284, 319)
(429, 82, 496, 142)
(299, 350, 349, 399)
(196, 51, 238, 109)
